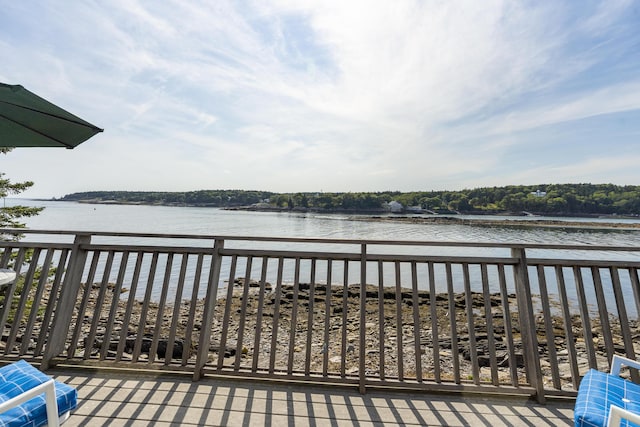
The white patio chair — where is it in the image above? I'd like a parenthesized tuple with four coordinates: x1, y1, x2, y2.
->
(0, 360, 77, 427)
(575, 355, 640, 427)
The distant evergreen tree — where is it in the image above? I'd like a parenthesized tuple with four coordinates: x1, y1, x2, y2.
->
(59, 184, 640, 216)
(1, 149, 43, 238)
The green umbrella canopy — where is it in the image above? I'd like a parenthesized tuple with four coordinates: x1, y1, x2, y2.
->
(0, 83, 103, 148)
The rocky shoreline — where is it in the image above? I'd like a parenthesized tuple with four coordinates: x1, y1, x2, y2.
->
(359, 215, 640, 230)
(48, 277, 635, 391)
(50, 198, 640, 230)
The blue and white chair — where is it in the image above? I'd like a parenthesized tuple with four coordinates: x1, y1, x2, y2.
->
(0, 360, 77, 427)
(575, 355, 640, 427)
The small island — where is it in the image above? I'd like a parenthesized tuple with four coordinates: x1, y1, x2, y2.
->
(57, 184, 640, 219)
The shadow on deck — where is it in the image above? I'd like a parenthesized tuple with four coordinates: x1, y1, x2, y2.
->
(51, 368, 575, 426)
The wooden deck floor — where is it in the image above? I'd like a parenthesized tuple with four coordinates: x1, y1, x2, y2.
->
(51, 368, 575, 426)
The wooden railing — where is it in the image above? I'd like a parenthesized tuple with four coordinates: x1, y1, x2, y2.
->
(1, 229, 639, 401)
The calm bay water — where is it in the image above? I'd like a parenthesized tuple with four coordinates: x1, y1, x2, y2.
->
(5, 199, 640, 314)
(8, 199, 640, 247)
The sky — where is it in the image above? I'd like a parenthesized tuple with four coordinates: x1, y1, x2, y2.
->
(1, 1, 639, 199)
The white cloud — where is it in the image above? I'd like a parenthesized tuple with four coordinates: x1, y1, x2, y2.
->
(580, 0, 634, 35)
(1, 1, 639, 198)
(470, 81, 640, 139)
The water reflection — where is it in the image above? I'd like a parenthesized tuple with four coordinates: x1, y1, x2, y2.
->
(6, 199, 640, 318)
(9, 199, 640, 246)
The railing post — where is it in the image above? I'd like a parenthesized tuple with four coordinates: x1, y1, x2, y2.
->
(194, 238, 224, 381)
(42, 233, 91, 369)
(511, 247, 545, 403)
(359, 243, 367, 394)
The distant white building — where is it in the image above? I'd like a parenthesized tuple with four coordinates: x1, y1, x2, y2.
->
(531, 190, 547, 198)
(386, 201, 403, 213)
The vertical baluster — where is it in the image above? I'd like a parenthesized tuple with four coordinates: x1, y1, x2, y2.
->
(481, 264, 499, 385)
(377, 260, 385, 381)
(68, 251, 99, 358)
(446, 262, 460, 383)
(304, 259, 316, 376)
(133, 252, 159, 361)
(411, 262, 422, 383)
(166, 253, 189, 366)
(574, 266, 597, 369)
(217, 256, 237, 370)
(35, 249, 69, 357)
(10, 248, 25, 276)
(148, 253, 174, 364)
(0, 248, 25, 339)
(234, 256, 253, 371)
(536, 264, 560, 389)
(629, 267, 640, 384)
(630, 268, 640, 323)
(85, 251, 115, 360)
(511, 248, 544, 403)
(116, 252, 143, 361)
(194, 239, 225, 379)
(611, 267, 637, 381)
(21, 248, 54, 355)
(44, 234, 92, 367)
(252, 257, 269, 372)
(6, 248, 41, 353)
(555, 266, 580, 390)
(100, 252, 129, 360)
(268, 258, 284, 374)
(359, 244, 367, 393)
(322, 260, 332, 377)
(497, 264, 518, 386)
(340, 261, 349, 378)
(0, 245, 13, 267)
(0, 242, 16, 334)
(184, 253, 204, 366)
(9, 248, 25, 276)
(428, 261, 441, 383)
(287, 258, 301, 375)
(394, 261, 404, 381)
(462, 263, 479, 385)
(591, 267, 614, 363)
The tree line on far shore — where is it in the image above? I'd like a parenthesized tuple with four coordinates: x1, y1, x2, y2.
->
(58, 183, 640, 216)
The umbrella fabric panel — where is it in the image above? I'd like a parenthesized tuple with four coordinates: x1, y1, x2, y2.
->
(0, 83, 102, 148)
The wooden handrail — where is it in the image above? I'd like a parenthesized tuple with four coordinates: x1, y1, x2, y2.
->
(0, 228, 638, 401)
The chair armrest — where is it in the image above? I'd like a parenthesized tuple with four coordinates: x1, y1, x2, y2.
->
(608, 404, 640, 427)
(0, 379, 60, 427)
(610, 355, 640, 376)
